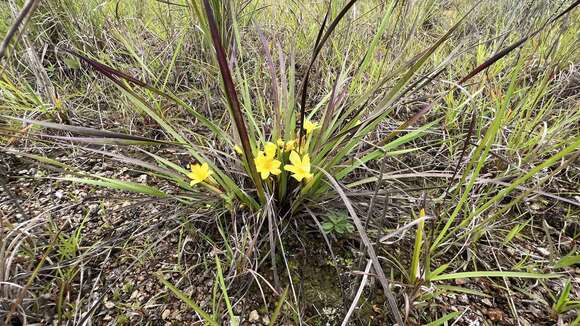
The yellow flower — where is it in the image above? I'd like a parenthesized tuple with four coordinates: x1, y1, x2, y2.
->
(255, 152, 281, 180)
(233, 145, 243, 155)
(285, 139, 296, 152)
(304, 119, 319, 134)
(284, 139, 296, 152)
(284, 151, 313, 182)
(187, 163, 212, 186)
(276, 138, 285, 149)
(254, 142, 281, 180)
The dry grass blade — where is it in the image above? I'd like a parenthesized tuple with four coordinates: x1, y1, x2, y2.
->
(459, 0, 580, 84)
(256, 27, 281, 131)
(298, 0, 359, 143)
(4, 116, 168, 143)
(266, 200, 280, 290)
(81, 148, 181, 178)
(65, 49, 146, 84)
(341, 259, 372, 326)
(65, 50, 233, 146)
(334, 4, 477, 142)
(379, 214, 432, 243)
(153, 0, 187, 7)
(316, 167, 404, 325)
(4, 227, 62, 325)
(376, 103, 432, 147)
(0, 0, 41, 60)
(315, 75, 341, 151)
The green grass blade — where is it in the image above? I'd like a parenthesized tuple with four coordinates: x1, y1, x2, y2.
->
(214, 255, 235, 322)
(156, 273, 219, 326)
(424, 311, 462, 326)
(269, 286, 288, 326)
(555, 255, 580, 269)
(431, 271, 560, 281)
(60, 177, 167, 198)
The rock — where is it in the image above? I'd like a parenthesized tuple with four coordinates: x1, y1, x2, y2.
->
(162, 309, 171, 320)
(137, 174, 148, 183)
(130, 290, 140, 300)
(248, 310, 260, 322)
(171, 311, 182, 321)
(487, 308, 504, 321)
(537, 247, 550, 256)
(262, 315, 270, 325)
(55, 190, 64, 199)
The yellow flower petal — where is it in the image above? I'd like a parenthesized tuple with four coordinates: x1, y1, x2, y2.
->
(289, 151, 301, 166)
(302, 153, 310, 167)
(264, 142, 277, 158)
(284, 164, 298, 174)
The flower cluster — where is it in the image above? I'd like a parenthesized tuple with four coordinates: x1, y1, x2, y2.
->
(187, 120, 319, 189)
(253, 141, 313, 182)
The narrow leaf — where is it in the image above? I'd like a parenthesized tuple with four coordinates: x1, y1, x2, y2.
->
(203, 0, 265, 201)
(156, 273, 219, 326)
(431, 271, 560, 281)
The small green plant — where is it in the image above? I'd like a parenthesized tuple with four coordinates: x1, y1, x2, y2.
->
(551, 280, 580, 319)
(322, 212, 354, 236)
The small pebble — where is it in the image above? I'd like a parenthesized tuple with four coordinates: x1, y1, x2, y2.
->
(248, 310, 260, 322)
